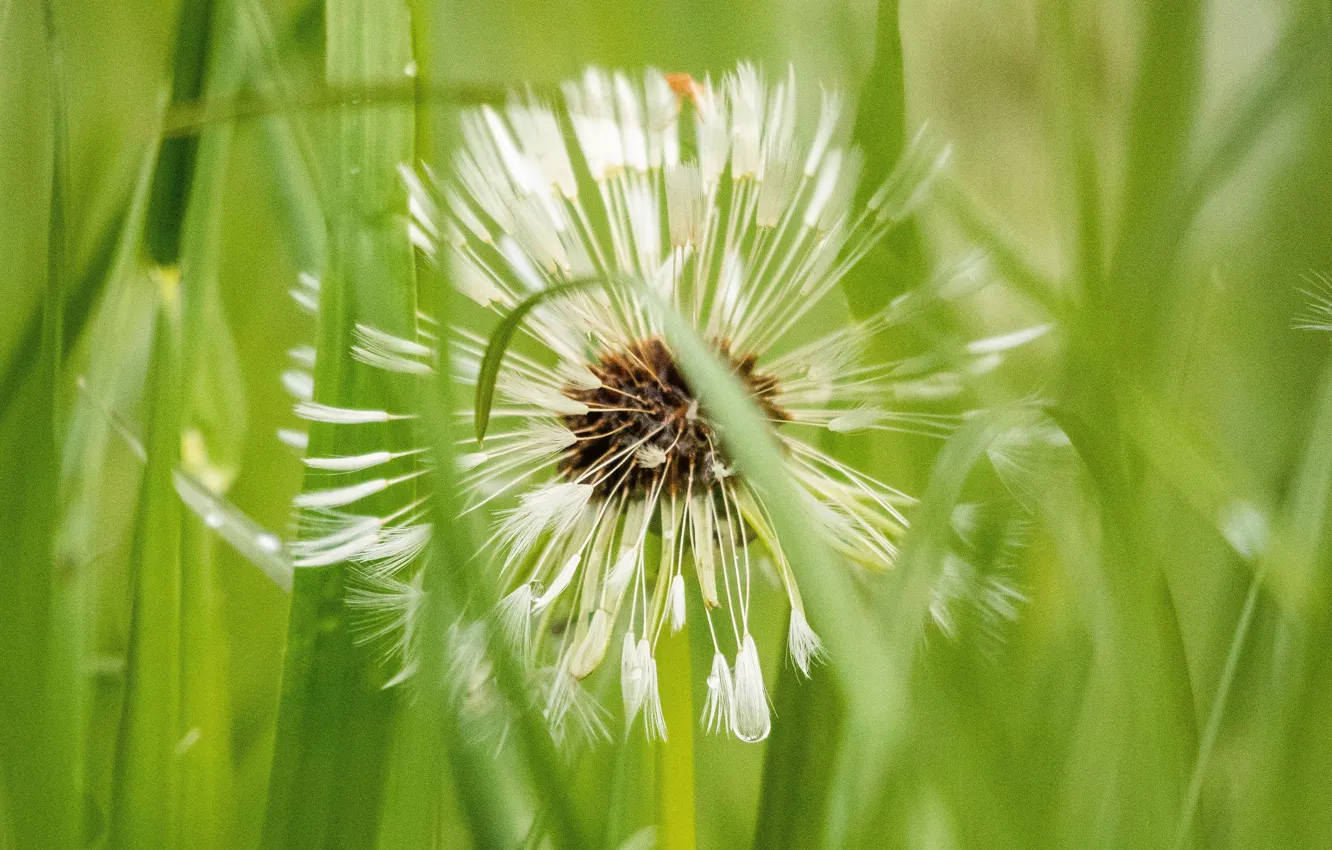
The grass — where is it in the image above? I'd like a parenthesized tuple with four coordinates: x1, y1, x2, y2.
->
(4, 0, 1332, 848)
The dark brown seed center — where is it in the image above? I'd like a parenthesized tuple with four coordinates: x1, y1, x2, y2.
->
(559, 337, 788, 498)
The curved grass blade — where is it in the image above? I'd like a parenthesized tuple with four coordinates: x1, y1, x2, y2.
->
(473, 277, 606, 443)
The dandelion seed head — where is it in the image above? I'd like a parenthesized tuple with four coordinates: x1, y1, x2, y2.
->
(279, 61, 1026, 745)
(558, 337, 788, 498)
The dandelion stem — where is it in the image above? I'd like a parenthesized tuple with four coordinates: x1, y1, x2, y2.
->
(655, 627, 697, 850)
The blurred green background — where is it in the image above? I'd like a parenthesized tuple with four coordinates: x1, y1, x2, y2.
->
(3, 0, 1332, 848)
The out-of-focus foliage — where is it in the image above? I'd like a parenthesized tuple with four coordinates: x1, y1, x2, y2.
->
(3, 0, 1332, 847)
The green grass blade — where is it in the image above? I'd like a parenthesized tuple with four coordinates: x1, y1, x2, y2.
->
(107, 285, 184, 850)
(236, 0, 328, 275)
(0, 3, 90, 845)
(171, 2, 257, 845)
(751, 6, 921, 838)
(843, 0, 924, 318)
(402, 296, 590, 849)
(1168, 345, 1332, 846)
(142, 0, 216, 266)
(39, 2, 84, 846)
(655, 628, 696, 850)
(374, 11, 547, 843)
(1263, 352, 1332, 617)
(1103, 0, 1203, 352)
(642, 283, 924, 846)
(751, 661, 844, 850)
(378, 353, 533, 849)
(260, 0, 419, 845)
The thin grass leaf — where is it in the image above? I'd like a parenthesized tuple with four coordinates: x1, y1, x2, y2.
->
(260, 0, 422, 846)
(37, 3, 85, 846)
(1262, 352, 1332, 620)
(170, 4, 264, 842)
(0, 4, 90, 846)
(474, 278, 604, 443)
(639, 282, 918, 847)
(161, 79, 508, 139)
(842, 0, 925, 318)
(174, 471, 291, 590)
(237, 0, 327, 275)
(0, 127, 146, 420)
(107, 292, 184, 850)
(1173, 573, 1262, 850)
(404, 300, 590, 850)
(142, 0, 217, 267)
(56, 116, 164, 566)
(1170, 352, 1332, 846)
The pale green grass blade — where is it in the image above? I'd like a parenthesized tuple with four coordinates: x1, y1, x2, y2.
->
(402, 301, 590, 849)
(852, 413, 1021, 845)
(1173, 350, 1332, 846)
(1045, 4, 1210, 845)
(236, 0, 327, 275)
(643, 284, 925, 847)
(171, 2, 257, 845)
(1262, 352, 1332, 616)
(843, 0, 924, 318)
(0, 3, 88, 846)
(261, 0, 419, 845)
(375, 10, 548, 842)
(107, 289, 184, 850)
(38, 4, 84, 847)
(754, 5, 917, 837)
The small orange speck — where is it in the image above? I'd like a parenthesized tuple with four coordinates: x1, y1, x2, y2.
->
(665, 72, 700, 105)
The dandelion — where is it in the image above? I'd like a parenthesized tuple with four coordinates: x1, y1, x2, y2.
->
(285, 61, 1041, 743)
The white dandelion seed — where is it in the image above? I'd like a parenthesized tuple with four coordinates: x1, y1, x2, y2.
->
(276, 62, 1029, 745)
(701, 650, 735, 734)
(732, 634, 771, 742)
(668, 572, 687, 633)
(786, 607, 826, 677)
